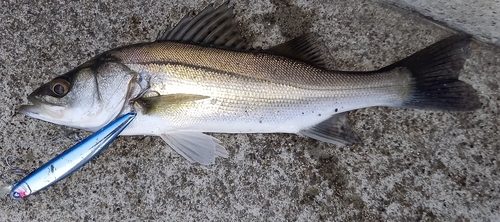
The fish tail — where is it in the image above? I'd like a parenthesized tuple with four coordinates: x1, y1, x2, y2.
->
(382, 34, 481, 111)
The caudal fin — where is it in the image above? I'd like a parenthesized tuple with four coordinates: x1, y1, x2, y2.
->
(382, 34, 481, 111)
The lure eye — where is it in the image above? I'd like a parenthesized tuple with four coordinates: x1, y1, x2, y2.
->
(10, 190, 26, 199)
(50, 77, 71, 97)
(11, 191, 21, 199)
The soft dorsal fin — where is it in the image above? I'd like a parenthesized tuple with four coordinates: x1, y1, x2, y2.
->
(156, 2, 250, 50)
(266, 34, 328, 69)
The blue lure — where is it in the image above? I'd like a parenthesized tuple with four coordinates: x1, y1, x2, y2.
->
(10, 113, 136, 199)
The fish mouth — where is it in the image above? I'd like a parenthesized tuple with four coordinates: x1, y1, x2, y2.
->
(19, 104, 40, 117)
(19, 96, 65, 120)
(19, 95, 41, 117)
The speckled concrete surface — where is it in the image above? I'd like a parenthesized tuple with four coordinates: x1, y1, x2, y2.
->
(0, 0, 499, 221)
(381, 0, 500, 46)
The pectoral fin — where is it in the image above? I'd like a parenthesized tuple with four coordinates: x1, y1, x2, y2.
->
(139, 94, 209, 116)
(160, 132, 228, 165)
(299, 113, 360, 146)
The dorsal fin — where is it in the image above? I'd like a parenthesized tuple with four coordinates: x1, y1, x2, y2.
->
(156, 2, 250, 50)
(266, 34, 328, 69)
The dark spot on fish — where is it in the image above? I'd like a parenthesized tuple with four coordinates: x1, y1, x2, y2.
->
(301, 112, 304, 115)
(259, 120, 262, 123)
(50, 165, 55, 173)
(318, 114, 321, 116)
(335, 108, 338, 112)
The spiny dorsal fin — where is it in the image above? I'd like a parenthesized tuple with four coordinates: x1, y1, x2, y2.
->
(156, 2, 250, 50)
(266, 34, 328, 69)
(299, 112, 360, 146)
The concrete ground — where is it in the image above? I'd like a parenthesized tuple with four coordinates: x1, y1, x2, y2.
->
(382, 0, 500, 46)
(0, 0, 498, 221)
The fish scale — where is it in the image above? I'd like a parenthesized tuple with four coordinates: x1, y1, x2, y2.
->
(115, 57, 407, 138)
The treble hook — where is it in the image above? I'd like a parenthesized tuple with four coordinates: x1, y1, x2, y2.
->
(5, 155, 29, 176)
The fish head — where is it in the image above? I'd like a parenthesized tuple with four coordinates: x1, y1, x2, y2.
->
(20, 61, 138, 131)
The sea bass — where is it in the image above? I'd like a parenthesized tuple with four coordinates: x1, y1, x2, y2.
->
(19, 3, 480, 165)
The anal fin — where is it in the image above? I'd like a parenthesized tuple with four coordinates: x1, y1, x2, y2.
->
(160, 132, 228, 165)
(299, 112, 360, 146)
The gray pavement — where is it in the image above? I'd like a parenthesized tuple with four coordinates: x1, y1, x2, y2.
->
(382, 0, 500, 46)
(0, 0, 498, 221)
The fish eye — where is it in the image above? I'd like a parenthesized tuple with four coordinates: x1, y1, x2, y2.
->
(50, 77, 71, 97)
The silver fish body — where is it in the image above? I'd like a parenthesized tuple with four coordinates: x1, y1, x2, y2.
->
(19, 3, 480, 165)
(109, 41, 412, 135)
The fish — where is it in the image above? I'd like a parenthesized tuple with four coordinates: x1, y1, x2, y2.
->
(10, 112, 136, 199)
(19, 2, 481, 165)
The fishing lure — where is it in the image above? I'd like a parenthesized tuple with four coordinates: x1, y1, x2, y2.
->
(9, 112, 136, 199)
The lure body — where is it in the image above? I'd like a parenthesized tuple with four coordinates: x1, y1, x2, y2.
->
(10, 113, 136, 199)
